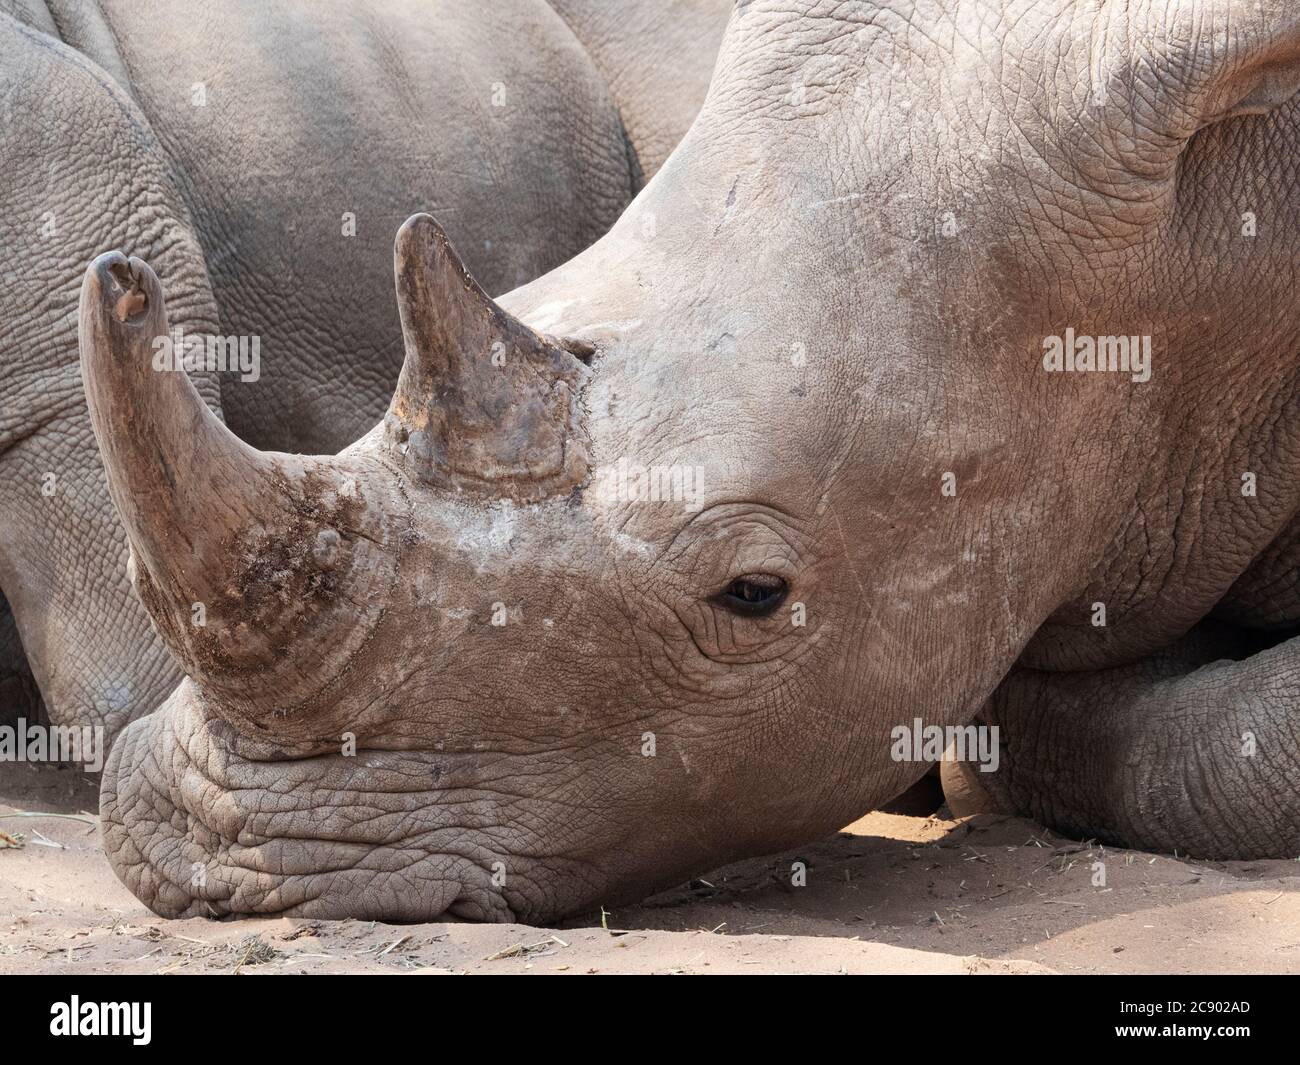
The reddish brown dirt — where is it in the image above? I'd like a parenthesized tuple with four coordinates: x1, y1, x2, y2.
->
(3, 761, 1297, 974)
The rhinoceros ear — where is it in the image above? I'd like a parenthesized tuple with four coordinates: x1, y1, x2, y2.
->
(1118, 2, 1300, 147)
(385, 213, 590, 501)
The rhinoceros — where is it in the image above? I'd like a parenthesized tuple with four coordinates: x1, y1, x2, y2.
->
(84, 0, 1300, 922)
(0, 0, 729, 738)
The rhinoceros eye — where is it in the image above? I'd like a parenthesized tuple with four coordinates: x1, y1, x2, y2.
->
(715, 574, 788, 617)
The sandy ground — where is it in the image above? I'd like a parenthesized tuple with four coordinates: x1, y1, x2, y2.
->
(3, 761, 1298, 975)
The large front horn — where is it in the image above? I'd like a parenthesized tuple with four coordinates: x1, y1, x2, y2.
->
(79, 253, 400, 725)
(384, 213, 590, 500)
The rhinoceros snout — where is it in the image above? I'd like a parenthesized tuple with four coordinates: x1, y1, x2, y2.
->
(99, 686, 529, 922)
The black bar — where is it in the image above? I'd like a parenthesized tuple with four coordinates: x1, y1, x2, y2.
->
(0, 973, 1289, 1049)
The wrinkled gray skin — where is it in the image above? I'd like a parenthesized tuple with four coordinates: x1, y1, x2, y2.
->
(547, 0, 736, 183)
(0, 0, 728, 738)
(0, 14, 223, 739)
(92, 0, 1300, 923)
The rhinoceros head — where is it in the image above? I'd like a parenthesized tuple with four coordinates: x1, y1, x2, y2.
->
(83, 0, 1300, 921)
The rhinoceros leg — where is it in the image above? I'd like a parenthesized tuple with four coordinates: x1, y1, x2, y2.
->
(0, 593, 43, 726)
(956, 621, 1300, 859)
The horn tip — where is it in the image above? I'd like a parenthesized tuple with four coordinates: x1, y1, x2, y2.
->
(395, 211, 449, 260)
(82, 250, 163, 331)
